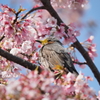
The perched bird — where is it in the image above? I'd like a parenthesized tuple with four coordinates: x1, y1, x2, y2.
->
(36, 36, 78, 76)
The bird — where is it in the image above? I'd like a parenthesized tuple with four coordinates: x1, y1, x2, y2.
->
(36, 36, 78, 76)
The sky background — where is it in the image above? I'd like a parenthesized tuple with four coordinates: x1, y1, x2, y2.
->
(0, 0, 100, 92)
(80, 0, 100, 92)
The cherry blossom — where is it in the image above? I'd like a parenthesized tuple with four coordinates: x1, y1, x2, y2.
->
(0, 70, 98, 100)
(21, 40, 32, 54)
(97, 91, 100, 100)
(10, 48, 21, 55)
(0, 0, 99, 100)
(46, 17, 57, 28)
(63, 24, 80, 44)
(51, 0, 88, 9)
(3, 39, 13, 50)
(82, 35, 97, 59)
(31, 52, 39, 63)
(1, 71, 18, 79)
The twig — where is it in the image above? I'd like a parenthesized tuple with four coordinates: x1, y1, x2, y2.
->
(40, 0, 100, 84)
(12, 11, 21, 25)
(20, 53, 32, 58)
(21, 6, 45, 20)
(0, 36, 5, 41)
(73, 61, 87, 65)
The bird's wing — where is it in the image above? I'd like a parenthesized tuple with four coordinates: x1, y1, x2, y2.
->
(39, 46, 64, 71)
(39, 43, 78, 75)
(58, 52, 79, 75)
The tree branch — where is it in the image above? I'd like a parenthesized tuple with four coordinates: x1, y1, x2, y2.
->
(12, 11, 21, 25)
(21, 6, 45, 20)
(73, 61, 87, 65)
(73, 39, 100, 84)
(0, 36, 5, 41)
(0, 48, 41, 72)
(40, 0, 100, 84)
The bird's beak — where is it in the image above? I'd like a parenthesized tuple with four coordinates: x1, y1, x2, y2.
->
(36, 40, 42, 43)
(36, 39, 48, 45)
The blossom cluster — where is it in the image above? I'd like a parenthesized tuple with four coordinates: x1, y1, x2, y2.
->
(82, 35, 97, 59)
(33, 0, 88, 9)
(65, 35, 97, 69)
(0, 70, 99, 100)
(0, 5, 41, 70)
(51, 0, 88, 9)
(0, 4, 81, 73)
(0, 2, 99, 100)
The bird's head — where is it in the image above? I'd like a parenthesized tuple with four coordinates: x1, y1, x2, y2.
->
(36, 36, 62, 45)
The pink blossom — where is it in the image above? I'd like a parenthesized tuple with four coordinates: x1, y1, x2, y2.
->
(25, 26, 38, 40)
(64, 83, 75, 94)
(12, 63, 22, 75)
(85, 76, 93, 81)
(82, 35, 97, 59)
(3, 39, 13, 49)
(51, 0, 88, 9)
(0, 2, 99, 100)
(66, 72, 76, 82)
(55, 25, 66, 38)
(0, 70, 97, 100)
(79, 64, 86, 69)
(74, 30, 80, 36)
(87, 35, 94, 42)
(46, 17, 57, 28)
(74, 73, 96, 99)
(6, 80, 21, 95)
(97, 91, 100, 100)
(21, 40, 32, 54)
(31, 52, 39, 63)
(10, 48, 21, 55)
(1, 71, 18, 79)
(4, 25, 14, 37)
(0, 4, 15, 13)
(76, 73, 84, 81)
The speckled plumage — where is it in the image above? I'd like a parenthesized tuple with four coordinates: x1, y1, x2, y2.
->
(38, 37, 78, 75)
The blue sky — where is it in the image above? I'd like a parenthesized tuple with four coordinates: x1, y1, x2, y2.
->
(77, 0, 100, 92)
(81, 0, 100, 86)
(0, 0, 100, 92)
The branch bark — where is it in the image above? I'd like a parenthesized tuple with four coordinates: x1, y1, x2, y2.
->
(73, 61, 87, 65)
(0, 48, 41, 72)
(40, 0, 100, 84)
(0, 36, 5, 41)
(73, 40, 100, 84)
(21, 6, 45, 20)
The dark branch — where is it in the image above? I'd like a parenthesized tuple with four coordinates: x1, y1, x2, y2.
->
(73, 61, 87, 65)
(40, 0, 100, 84)
(12, 11, 21, 25)
(21, 6, 45, 20)
(0, 36, 5, 41)
(73, 39, 100, 84)
(20, 53, 32, 58)
(0, 48, 41, 72)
